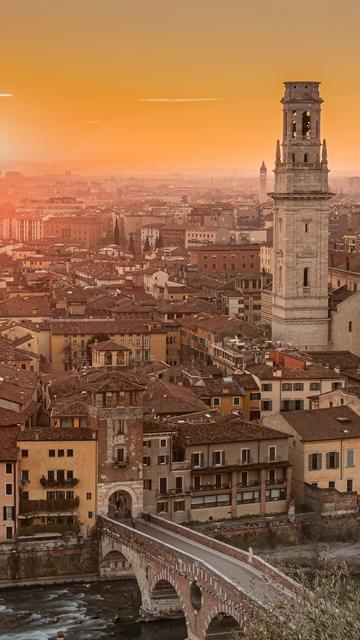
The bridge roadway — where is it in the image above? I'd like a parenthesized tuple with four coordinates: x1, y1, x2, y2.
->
(105, 514, 295, 607)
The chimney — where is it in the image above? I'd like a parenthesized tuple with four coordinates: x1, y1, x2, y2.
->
(334, 366, 340, 375)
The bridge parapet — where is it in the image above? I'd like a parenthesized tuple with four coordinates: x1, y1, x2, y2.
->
(142, 513, 300, 594)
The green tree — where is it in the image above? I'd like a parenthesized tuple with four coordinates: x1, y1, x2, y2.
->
(235, 562, 360, 640)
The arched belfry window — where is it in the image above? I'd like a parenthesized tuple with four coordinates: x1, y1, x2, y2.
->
(302, 111, 311, 139)
(292, 110, 297, 138)
(303, 267, 309, 288)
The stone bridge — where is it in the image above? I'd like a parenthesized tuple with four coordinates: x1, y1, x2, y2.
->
(98, 514, 299, 639)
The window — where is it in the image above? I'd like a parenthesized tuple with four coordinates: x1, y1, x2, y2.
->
(5, 463, 12, 474)
(49, 449, 55, 457)
(266, 488, 286, 502)
(241, 448, 250, 464)
(281, 399, 304, 411)
(5, 484, 12, 495)
(268, 468, 276, 484)
(305, 223, 309, 233)
(308, 453, 322, 471)
(212, 450, 225, 467)
(88, 512, 93, 519)
(250, 393, 260, 401)
(347, 449, 354, 467)
(143, 456, 150, 466)
(158, 455, 168, 465)
(304, 153, 308, 163)
(67, 449, 73, 457)
(159, 478, 167, 494)
(240, 471, 248, 486)
(237, 490, 260, 504)
(174, 500, 185, 512)
(309, 382, 321, 391)
(157, 502, 168, 513)
(160, 439, 167, 448)
(212, 397, 220, 407)
(268, 446, 276, 462)
(302, 110, 311, 139)
(143, 479, 152, 490)
(191, 494, 231, 509)
(332, 382, 342, 391)
(143, 440, 152, 448)
(347, 479, 353, 492)
(116, 448, 125, 463)
(117, 420, 125, 434)
(250, 410, 261, 420)
(326, 451, 340, 469)
(329, 481, 335, 489)
(233, 397, 240, 406)
(282, 383, 293, 391)
(292, 110, 297, 138)
(86, 492, 92, 500)
(349, 321, 353, 333)
(58, 449, 64, 458)
(303, 267, 309, 288)
(261, 400, 272, 412)
(191, 452, 204, 469)
(293, 383, 304, 391)
(261, 383, 272, 392)
(21, 470, 29, 482)
(21, 450, 28, 458)
(6, 526, 13, 540)
(175, 476, 183, 493)
(3, 506, 14, 520)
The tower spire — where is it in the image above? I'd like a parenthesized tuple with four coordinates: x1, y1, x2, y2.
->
(322, 139, 327, 164)
(275, 139, 281, 165)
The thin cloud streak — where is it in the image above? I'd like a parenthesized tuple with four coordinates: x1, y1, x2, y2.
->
(0, 93, 13, 97)
(138, 98, 224, 103)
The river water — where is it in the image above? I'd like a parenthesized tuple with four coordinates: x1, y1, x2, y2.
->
(0, 579, 187, 640)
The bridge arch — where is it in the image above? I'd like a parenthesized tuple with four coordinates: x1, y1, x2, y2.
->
(149, 570, 189, 634)
(205, 612, 244, 639)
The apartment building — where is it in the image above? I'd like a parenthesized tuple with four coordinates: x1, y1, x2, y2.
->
(143, 414, 291, 523)
(263, 406, 360, 509)
(0, 427, 18, 541)
(17, 428, 97, 538)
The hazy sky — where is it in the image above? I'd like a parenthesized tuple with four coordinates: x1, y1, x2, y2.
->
(1, 0, 360, 173)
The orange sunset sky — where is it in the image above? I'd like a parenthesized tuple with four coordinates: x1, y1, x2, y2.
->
(1, 0, 360, 174)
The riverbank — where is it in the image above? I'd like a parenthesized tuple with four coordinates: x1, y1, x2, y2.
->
(259, 541, 360, 573)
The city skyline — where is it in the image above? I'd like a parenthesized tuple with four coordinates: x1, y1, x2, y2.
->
(1, 0, 360, 173)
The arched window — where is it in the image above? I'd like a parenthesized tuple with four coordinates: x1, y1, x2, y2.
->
(302, 111, 311, 139)
(292, 153, 296, 163)
(292, 110, 297, 138)
(349, 321, 353, 333)
(304, 153, 308, 163)
(303, 267, 309, 288)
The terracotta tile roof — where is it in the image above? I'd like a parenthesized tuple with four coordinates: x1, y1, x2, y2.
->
(282, 406, 360, 441)
(248, 363, 343, 380)
(50, 319, 165, 335)
(176, 415, 287, 446)
(141, 379, 209, 415)
(304, 351, 360, 371)
(0, 296, 51, 317)
(0, 425, 19, 461)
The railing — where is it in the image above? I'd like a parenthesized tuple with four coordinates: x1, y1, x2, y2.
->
(171, 460, 190, 471)
(266, 478, 286, 486)
(239, 458, 253, 465)
(113, 458, 129, 468)
(156, 488, 191, 497)
(190, 483, 231, 493)
(17, 521, 80, 537)
(19, 497, 80, 515)
(237, 480, 260, 488)
(40, 476, 79, 488)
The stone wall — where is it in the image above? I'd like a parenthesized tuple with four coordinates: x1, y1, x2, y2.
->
(0, 537, 98, 584)
(304, 483, 358, 514)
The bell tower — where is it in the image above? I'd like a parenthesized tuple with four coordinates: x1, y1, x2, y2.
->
(271, 82, 332, 350)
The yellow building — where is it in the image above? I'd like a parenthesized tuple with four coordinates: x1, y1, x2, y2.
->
(17, 428, 97, 537)
(263, 406, 360, 509)
(49, 319, 167, 372)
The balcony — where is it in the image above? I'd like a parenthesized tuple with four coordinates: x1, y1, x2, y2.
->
(171, 460, 190, 471)
(113, 458, 129, 468)
(156, 488, 191, 497)
(17, 521, 80, 538)
(237, 480, 260, 488)
(190, 483, 231, 493)
(19, 497, 80, 516)
(239, 457, 253, 466)
(266, 478, 286, 486)
(40, 476, 79, 488)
